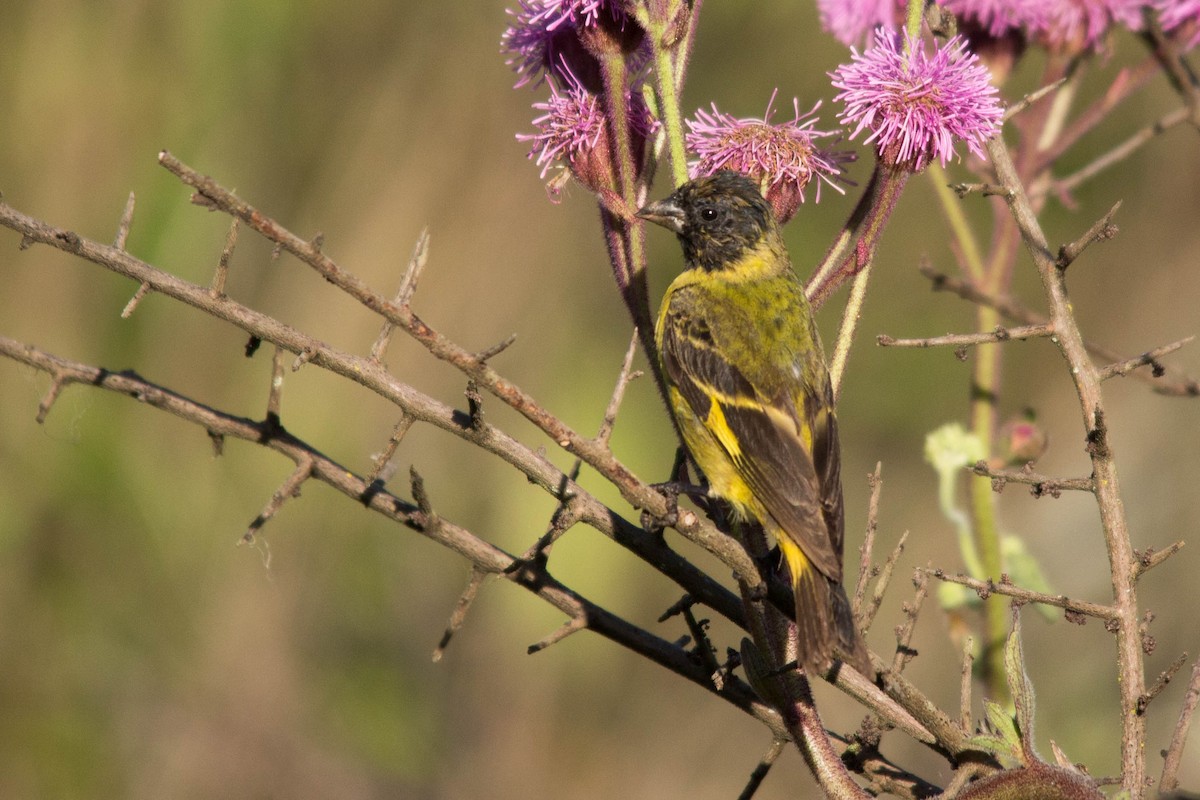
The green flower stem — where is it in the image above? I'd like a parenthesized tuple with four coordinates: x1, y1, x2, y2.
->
(904, 0, 924, 42)
(929, 159, 1008, 697)
(928, 163, 986, 283)
(651, 43, 690, 188)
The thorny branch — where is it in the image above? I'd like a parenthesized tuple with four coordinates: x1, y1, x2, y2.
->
(0, 191, 958, 796)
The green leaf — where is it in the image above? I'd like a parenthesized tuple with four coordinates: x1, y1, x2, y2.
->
(1004, 610, 1037, 764)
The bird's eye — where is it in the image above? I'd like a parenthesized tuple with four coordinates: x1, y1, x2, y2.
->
(700, 207, 719, 222)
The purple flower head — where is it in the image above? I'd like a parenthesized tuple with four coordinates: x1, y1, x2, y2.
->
(1029, 0, 1143, 52)
(1154, 0, 1200, 48)
(517, 66, 656, 194)
(944, 0, 1050, 38)
(831, 30, 1003, 172)
(502, 0, 646, 92)
(817, 0, 907, 48)
(685, 91, 854, 223)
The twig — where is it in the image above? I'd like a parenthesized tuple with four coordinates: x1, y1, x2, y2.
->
(528, 615, 587, 654)
(114, 191, 136, 250)
(929, 569, 1118, 622)
(473, 333, 518, 363)
(1160, 658, 1200, 792)
(266, 345, 285, 426)
(891, 568, 928, 674)
(35, 371, 68, 424)
(919, 263, 1200, 397)
(596, 330, 642, 447)
(1138, 652, 1189, 715)
(1048, 107, 1191, 199)
(210, 217, 238, 298)
(242, 455, 314, 545)
(877, 324, 1052, 350)
(1134, 540, 1186, 579)
(736, 738, 786, 800)
(1099, 337, 1195, 382)
(367, 413, 415, 484)
(432, 567, 487, 662)
(949, 183, 1012, 199)
(121, 282, 152, 318)
(853, 463, 883, 617)
(1056, 202, 1121, 269)
(1004, 77, 1069, 121)
(969, 461, 1096, 497)
(370, 229, 430, 364)
(859, 530, 909, 633)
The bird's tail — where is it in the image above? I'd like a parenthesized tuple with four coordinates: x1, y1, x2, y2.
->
(793, 565, 874, 679)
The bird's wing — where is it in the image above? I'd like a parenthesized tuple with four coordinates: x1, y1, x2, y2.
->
(661, 299, 844, 582)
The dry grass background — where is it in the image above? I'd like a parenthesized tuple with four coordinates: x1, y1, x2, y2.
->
(1, 2, 1198, 797)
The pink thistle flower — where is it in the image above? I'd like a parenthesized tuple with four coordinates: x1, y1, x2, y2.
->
(502, 0, 603, 90)
(1036, 0, 1143, 51)
(816, 0, 907, 48)
(1154, 0, 1200, 48)
(685, 91, 854, 223)
(517, 67, 656, 193)
(830, 30, 1003, 172)
(943, 0, 1050, 37)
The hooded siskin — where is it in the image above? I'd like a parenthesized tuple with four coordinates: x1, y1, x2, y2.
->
(640, 170, 871, 678)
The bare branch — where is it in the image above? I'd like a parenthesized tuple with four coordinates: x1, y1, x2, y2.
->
(0, 199, 758, 619)
(114, 191, 136, 250)
(949, 182, 1012, 199)
(1138, 652, 1189, 715)
(473, 333, 518, 363)
(859, 530, 909, 632)
(432, 567, 488, 662)
(853, 463, 883, 617)
(211, 217, 238, 299)
(969, 461, 1096, 497)
(1004, 77, 1069, 121)
(919, 262, 1200, 397)
(0, 334, 787, 739)
(736, 738, 786, 800)
(1051, 108, 1192, 200)
(1099, 337, 1195, 382)
(1134, 540, 1186, 579)
(243, 455, 314, 545)
(596, 329, 643, 446)
(877, 324, 1052, 350)
(266, 345, 285, 425)
(1160, 657, 1200, 792)
(1056, 202, 1121, 269)
(528, 615, 587, 654)
(891, 568, 928, 674)
(35, 370, 68, 424)
(989, 129, 1148, 790)
(371, 228, 430, 364)
(367, 413, 415, 485)
(151, 153, 768, 595)
(929, 569, 1118, 622)
(121, 282, 151, 319)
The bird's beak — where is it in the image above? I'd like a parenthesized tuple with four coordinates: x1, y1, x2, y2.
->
(636, 198, 686, 234)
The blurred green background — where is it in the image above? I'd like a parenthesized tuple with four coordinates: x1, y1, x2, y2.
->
(1, 2, 1198, 797)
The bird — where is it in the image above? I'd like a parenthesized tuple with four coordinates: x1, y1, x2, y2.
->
(638, 170, 872, 679)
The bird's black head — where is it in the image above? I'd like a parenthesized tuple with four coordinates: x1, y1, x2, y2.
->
(637, 170, 777, 272)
